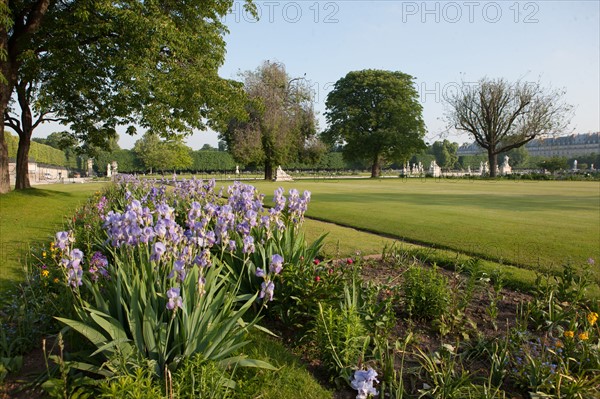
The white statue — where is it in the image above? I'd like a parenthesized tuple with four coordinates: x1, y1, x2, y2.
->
(106, 163, 112, 177)
(274, 165, 293, 182)
(429, 160, 441, 177)
(500, 155, 512, 175)
(85, 159, 93, 177)
(235, 165, 240, 175)
(573, 160, 578, 171)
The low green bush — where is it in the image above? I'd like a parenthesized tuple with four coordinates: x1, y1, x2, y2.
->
(402, 265, 451, 320)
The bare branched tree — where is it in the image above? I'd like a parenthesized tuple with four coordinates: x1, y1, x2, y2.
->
(445, 78, 572, 177)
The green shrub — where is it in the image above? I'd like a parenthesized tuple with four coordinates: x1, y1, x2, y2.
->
(171, 357, 233, 398)
(402, 265, 450, 320)
(231, 333, 333, 399)
(314, 283, 370, 383)
(98, 367, 163, 398)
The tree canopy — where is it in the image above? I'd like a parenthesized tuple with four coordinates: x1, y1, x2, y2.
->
(445, 78, 572, 177)
(323, 69, 426, 178)
(430, 140, 459, 169)
(1, 0, 255, 192)
(133, 132, 192, 174)
(219, 60, 318, 180)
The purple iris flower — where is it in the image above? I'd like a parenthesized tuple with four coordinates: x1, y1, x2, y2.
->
(166, 287, 183, 310)
(242, 236, 255, 254)
(55, 231, 71, 250)
(173, 260, 187, 282)
(269, 254, 284, 275)
(151, 242, 167, 261)
(259, 281, 275, 301)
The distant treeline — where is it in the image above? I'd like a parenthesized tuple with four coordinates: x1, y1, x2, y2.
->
(95, 149, 360, 174)
(95, 149, 239, 174)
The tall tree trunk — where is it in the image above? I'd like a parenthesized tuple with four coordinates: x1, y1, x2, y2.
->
(0, 116, 10, 194)
(14, 82, 33, 190)
(264, 161, 273, 180)
(371, 154, 380, 178)
(0, 55, 14, 193)
(488, 149, 498, 178)
(15, 133, 31, 189)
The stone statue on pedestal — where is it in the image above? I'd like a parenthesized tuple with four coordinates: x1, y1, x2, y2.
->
(274, 166, 293, 182)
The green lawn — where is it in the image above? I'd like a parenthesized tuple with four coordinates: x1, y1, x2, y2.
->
(0, 183, 108, 290)
(2, 179, 598, 292)
(249, 179, 600, 281)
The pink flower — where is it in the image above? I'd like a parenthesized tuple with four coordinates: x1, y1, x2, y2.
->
(313, 259, 320, 265)
(315, 276, 321, 282)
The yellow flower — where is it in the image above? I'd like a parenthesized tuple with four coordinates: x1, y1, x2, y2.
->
(41, 270, 50, 278)
(53, 278, 59, 283)
(42, 251, 47, 258)
(578, 331, 589, 341)
(555, 340, 563, 348)
(588, 312, 598, 326)
(564, 330, 574, 339)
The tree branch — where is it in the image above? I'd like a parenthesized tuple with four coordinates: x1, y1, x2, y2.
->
(4, 110, 21, 132)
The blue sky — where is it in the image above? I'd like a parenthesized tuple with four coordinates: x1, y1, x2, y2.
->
(43, 1, 600, 149)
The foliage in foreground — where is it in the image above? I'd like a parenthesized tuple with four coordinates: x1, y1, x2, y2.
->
(1, 175, 333, 397)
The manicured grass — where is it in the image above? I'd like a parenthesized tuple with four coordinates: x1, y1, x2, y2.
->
(249, 179, 600, 282)
(2, 178, 598, 292)
(0, 183, 108, 290)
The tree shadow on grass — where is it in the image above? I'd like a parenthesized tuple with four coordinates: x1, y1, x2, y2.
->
(313, 192, 595, 212)
(9, 187, 74, 198)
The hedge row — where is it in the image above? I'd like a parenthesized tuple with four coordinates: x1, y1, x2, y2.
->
(191, 150, 237, 171)
(6, 132, 67, 167)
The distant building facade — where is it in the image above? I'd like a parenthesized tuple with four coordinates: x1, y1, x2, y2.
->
(457, 132, 600, 157)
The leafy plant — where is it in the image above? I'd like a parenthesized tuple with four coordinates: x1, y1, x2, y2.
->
(41, 333, 102, 399)
(485, 269, 505, 331)
(170, 357, 235, 399)
(402, 265, 450, 321)
(98, 367, 164, 399)
(314, 282, 370, 384)
(57, 249, 265, 377)
(415, 344, 474, 399)
(371, 334, 413, 399)
(528, 260, 596, 332)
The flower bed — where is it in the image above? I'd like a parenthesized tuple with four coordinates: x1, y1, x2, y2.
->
(2, 176, 599, 399)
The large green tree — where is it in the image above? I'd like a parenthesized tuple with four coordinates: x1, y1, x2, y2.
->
(1, 0, 254, 192)
(431, 140, 459, 169)
(133, 131, 192, 174)
(323, 69, 426, 178)
(219, 61, 317, 180)
(445, 78, 572, 177)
